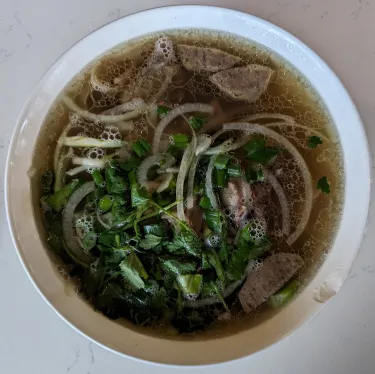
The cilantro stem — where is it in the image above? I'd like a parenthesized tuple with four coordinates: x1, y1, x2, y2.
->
(150, 201, 192, 233)
(123, 201, 179, 230)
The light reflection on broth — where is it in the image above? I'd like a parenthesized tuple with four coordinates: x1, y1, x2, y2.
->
(32, 30, 343, 337)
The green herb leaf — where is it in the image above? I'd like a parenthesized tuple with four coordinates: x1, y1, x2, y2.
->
(120, 252, 148, 291)
(105, 167, 128, 195)
(207, 249, 226, 282)
(81, 232, 97, 251)
(128, 171, 150, 207)
(199, 196, 212, 210)
(248, 148, 279, 164)
(244, 137, 279, 165)
(214, 154, 232, 170)
(176, 274, 203, 297)
(227, 162, 242, 178)
(166, 231, 203, 257)
(160, 259, 196, 276)
(307, 135, 323, 148)
(169, 133, 189, 149)
(157, 105, 171, 118)
(92, 169, 104, 186)
(245, 165, 265, 184)
(204, 210, 224, 233)
(317, 176, 330, 194)
(139, 234, 163, 250)
(132, 139, 151, 158)
(45, 179, 82, 212)
(119, 156, 141, 173)
(188, 115, 207, 131)
(269, 279, 299, 308)
(98, 195, 113, 212)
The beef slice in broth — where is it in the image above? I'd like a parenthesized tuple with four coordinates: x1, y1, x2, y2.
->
(238, 253, 304, 313)
(209, 64, 274, 101)
(177, 45, 241, 72)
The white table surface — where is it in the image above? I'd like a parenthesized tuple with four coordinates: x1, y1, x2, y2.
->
(1, 1, 374, 373)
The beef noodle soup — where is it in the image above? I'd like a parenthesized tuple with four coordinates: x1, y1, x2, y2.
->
(34, 30, 343, 335)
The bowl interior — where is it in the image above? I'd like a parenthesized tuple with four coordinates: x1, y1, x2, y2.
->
(5, 5, 371, 365)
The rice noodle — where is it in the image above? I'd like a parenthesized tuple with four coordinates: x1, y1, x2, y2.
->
(205, 155, 219, 210)
(137, 154, 175, 187)
(223, 123, 312, 245)
(186, 135, 212, 209)
(62, 182, 95, 266)
(101, 98, 145, 115)
(62, 95, 147, 124)
(265, 170, 291, 236)
(152, 103, 214, 154)
(176, 138, 197, 221)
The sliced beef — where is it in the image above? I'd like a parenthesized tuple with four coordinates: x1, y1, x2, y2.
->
(238, 253, 303, 313)
(177, 45, 241, 72)
(221, 180, 248, 227)
(209, 64, 273, 102)
(221, 179, 252, 227)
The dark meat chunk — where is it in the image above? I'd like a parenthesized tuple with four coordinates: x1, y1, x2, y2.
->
(209, 64, 273, 101)
(238, 253, 303, 313)
(177, 45, 241, 72)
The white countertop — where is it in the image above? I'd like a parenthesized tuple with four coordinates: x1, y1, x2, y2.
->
(1, 1, 374, 373)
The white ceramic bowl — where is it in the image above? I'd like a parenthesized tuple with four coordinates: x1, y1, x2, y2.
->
(5, 5, 371, 366)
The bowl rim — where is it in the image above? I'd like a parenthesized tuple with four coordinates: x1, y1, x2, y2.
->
(5, 4, 371, 366)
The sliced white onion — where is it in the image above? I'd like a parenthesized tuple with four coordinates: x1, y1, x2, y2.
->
(186, 135, 212, 209)
(137, 154, 175, 187)
(239, 113, 295, 123)
(66, 165, 88, 176)
(152, 103, 214, 154)
(72, 157, 106, 168)
(206, 155, 219, 210)
(63, 136, 125, 148)
(176, 137, 197, 221)
(223, 122, 312, 245)
(204, 136, 250, 155)
(265, 170, 291, 236)
(96, 212, 112, 230)
(62, 182, 96, 266)
(156, 173, 174, 193)
(62, 95, 147, 124)
(146, 104, 158, 129)
(114, 121, 134, 132)
(101, 98, 145, 115)
(53, 114, 80, 191)
(151, 65, 177, 103)
(157, 167, 179, 174)
(264, 121, 330, 142)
